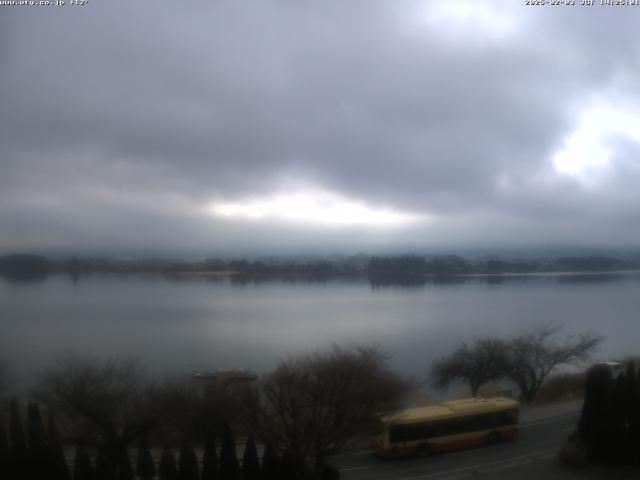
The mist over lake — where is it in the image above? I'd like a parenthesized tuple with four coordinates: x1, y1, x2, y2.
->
(1, 272, 637, 389)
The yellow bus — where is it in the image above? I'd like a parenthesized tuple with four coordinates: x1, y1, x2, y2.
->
(371, 397, 519, 458)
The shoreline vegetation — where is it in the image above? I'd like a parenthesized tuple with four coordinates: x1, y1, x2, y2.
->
(2, 252, 640, 282)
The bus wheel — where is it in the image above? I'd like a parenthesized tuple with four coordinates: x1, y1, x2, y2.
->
(487, 432, 501, 445)
(415, 444, 431, 457)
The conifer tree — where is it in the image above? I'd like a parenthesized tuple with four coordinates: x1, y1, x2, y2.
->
(624, 362, 636, 418)
(242, 436, 260, 480)
(136, 436, 156, 480)
(279, 450, 296, 480)
(321, 464, 340, 480)
(27, 402, 47, 480)
(622, 362, 638, 465)
(117, 451, 133, 480)
(578, 364, 614, 462)
(201, 430, 218, 480)
(0, 423, 10, 479)
(94, 449, 111, 480)
(632, 363, 640, 466)
(178, 440, 199, 480)
(608, 371, 627, 464)
(73, 445, 95, 480)
(47, 411, 71, 480)
(219, 424, 240, 480)
(10, 398, 28, 480)
(260, 444, 279, 480)
(159, 448, 179, 480)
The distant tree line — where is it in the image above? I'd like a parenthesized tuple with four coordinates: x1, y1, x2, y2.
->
(1, 253, 638, 282)
(430, 324, 603, 403)
(369, 255, 634, 276)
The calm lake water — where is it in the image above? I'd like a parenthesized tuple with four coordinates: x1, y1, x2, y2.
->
(1, 272, 638, 389)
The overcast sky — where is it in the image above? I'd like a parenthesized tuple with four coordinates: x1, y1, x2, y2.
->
(2, 0, 640, 256)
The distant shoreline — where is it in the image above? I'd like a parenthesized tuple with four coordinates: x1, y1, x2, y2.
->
(172, 269, 640, 279)
(173, 270, 242, 277)
(446, 269, 640, 277)
(3, 253, 640, 281)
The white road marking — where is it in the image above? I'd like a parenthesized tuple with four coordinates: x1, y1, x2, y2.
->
(431, 474, 471, 480)
(333, 449, 371, 458)
(339, 465, 373, 472)
(536, 453, 558, 461)
(520, 411, 580, 428)
(477, 458, 532, 474)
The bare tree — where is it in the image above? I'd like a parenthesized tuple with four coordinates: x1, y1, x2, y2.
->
(506, 323, 603, 403)
(34, 353, 174, 478)
(241, 345, 407, 475)
(431, 338, 508, 396)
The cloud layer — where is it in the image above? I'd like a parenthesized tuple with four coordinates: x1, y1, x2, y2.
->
(2, 1, 640, 254)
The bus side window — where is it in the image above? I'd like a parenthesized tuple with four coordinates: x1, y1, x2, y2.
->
(405, 424, 418, 441)
(389, 425, 406, 444)
(480, 414, 493, 429)
(503, 409, 518, 425)
(445, 417, 472, 436)
(469, 415, 487, 430)
(481, 413, 494, 429)
(432, 421, 443, 437)
(409, 423, 423, 440)
(418, 422, 435, 439)
(495, 409, 518, 426)
(408, 422, 433, 441)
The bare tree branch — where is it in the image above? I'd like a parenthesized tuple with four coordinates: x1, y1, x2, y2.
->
(506, 323, 603, 403)
(430, 338, 508, 396)
(240, 344, 408, 475)
(33, 353, 181, 477)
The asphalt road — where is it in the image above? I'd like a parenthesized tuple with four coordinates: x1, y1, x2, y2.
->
(328, 411, 582, 480)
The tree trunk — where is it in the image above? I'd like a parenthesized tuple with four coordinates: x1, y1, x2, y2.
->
(520, 388, 537, 404)
(314, 449, 326, 474)
(470, 380, 480, 397)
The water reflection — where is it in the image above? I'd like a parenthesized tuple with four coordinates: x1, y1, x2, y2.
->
(555, 273, 625, 284)
(1, 271, 48, 283)
(1, 272, 639, 392)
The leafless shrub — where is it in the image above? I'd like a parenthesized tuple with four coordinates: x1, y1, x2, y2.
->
(505, 323, 602, 403)
(241, 345, 408, 474)
(431, 338, 509, 396)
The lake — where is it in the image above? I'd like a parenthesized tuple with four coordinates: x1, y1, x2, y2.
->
(1, 272, 638, 390)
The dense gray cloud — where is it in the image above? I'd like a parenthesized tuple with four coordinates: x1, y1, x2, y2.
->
(2, 0, 640, 254)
